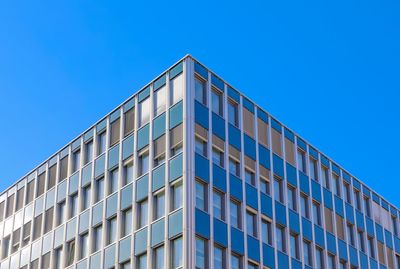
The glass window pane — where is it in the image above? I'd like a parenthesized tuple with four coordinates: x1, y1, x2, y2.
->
(172, 183, 183, 211)
(171, 75, 183, 105)
(195, 237, 206, 269)
(139, 98, 150, 127)
(172, 237, 183, 268)
(195, 78, 206, 105)
(154, 86, 166, 116)
(155, 245, 165, 269)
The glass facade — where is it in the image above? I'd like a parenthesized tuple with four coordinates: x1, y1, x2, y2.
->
(1, 56, 400, 269)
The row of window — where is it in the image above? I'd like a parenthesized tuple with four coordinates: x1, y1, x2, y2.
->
(0, 63, 184, 222)
(0, 168, 183, 260)
(4, 235, 184, 269)
(194, 235, 378, 269)
(193, 61, 399, 239)
(0, 91, 185, 256)
(195, 130, 399, 237)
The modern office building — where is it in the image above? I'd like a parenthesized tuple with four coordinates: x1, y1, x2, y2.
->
(0, 55, 399, 269)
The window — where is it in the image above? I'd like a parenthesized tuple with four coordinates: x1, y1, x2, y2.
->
(315, 247, 324, 269)
(2, 236, 9, 258)
(327, 254, 335, 269)
(172, 237, 183, 268)
(137, 253, 147, 269)
(26, 180, 35, 205)
(211, 89, 223, 116)
(60, 156, 69, 181)
(354, 189, 361, 211)
(97, 132, 107, 156)
(57, 201, 66, 225)
(230, 200, 241, 229)
(42, 253, 51, 269)
(79, 233, 89, 259)
(195, 77, 206, 105)
(16, 187, 25, 211)
(170, 74, 183, 105)
(44, 208, 54, 233)
(69, 193, 78, 218)
(196, 180, 207, 211)
(274, 177, 283, 203)
(82, 185, 91, 211)
(195, 237, 207, 269)
(339, 260, 347, 269)
(154, 150, 165, 167)
(92, 225, 102, 253)
(138, 152, 149, 176)
(121, 209, 132, 237)
(290, 233, 300, 260)
(195, 137, 207, 157)
(393, 217, 399, 236)
(123, 162, 134, 186)
(109, 168, 119, 194)
(31, 259, 39, 269)
(297, 150, 306, 173)
(245, 169, 255, 186)
(332, 173, 341, 197)
(72, 149, 81, 173)
(228, 100, 239, 127)
(261, 219, 272, 245)
(213, 190, 225, 221)
(358, 230, 365, 252)
(325, 207, 334, 233)
(300, 194, 310, 219)
(54, 247, 63, 269)
(84, 140, 94, 164)
(171, 182, 183, 211)
(154, 192, 165, 220)
(107, 217, 117, 245)
(229, 158, 240, 177)
(364, 196, 371, 217)
(276, 225, 286, 252)
(66, 240, 75, 266)
(322, 166, 329, 189)
(347, 223, 355, 246)
(154, 245, 165, 269)
(138, 200, 148, 228)
(213, 245, 225, 269)
(48, 165, 57, 190)
(0, 202, 3, 222)
(154, 86, 166, 116)
(124, 106, 135, 136)
(121, 261, 131, 269)
(110, 118, 120, 146)
(368, 236, 375, 258)
(94, 177, 104, 203)
(231, 253, 241, 269)
(313, 202, 322, 226)
(344, 183, 351, 204)
(259, 177, 270, 195)
(303, 240, 312, 266)
(287, 185, 297, 211)
(139, 98, 150, 127)
(12, 228, 21, 252)
(309, 158, 318, 181)
(246, 211, 257, 237)
(22, 222, 31, 246)
(171, 143, 183, 157)
(212, 147, 224, 167)
(36, 173, 45, 198)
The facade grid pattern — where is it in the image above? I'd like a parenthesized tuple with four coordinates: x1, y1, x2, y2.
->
(0, 55, 399, 269)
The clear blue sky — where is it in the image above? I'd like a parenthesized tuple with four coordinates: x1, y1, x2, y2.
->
(0, 1, 399, 206)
